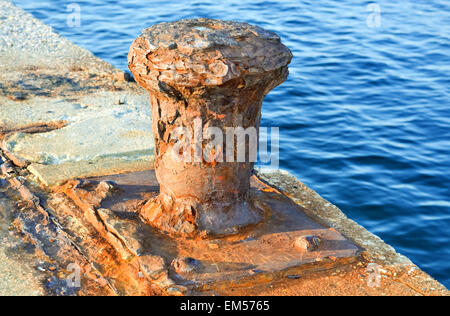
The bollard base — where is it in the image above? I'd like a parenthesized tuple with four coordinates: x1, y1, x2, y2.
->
(140, 193, 264, 238)
(48, 169, 361, 295)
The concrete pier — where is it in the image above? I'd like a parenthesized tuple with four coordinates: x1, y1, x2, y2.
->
(0, 0, 448, 296)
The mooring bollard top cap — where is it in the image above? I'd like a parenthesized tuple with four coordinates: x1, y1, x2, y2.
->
(129, 18, 292, 89)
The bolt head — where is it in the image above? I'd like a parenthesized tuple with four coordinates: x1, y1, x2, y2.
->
(294, 235, 321, 252)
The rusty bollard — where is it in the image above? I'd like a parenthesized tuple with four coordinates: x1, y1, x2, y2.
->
(129, 18, 292, 237)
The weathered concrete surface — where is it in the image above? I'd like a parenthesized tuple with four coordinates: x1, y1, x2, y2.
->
(0, 0, 105, 71)
(0, 0, 447, 296)
(27, 157, 152, 187)
(0, 0, 154, 186)
(0, 90, 155, 186)
(0, 245, 44, 296)
(0, 157, 116, 296)
(0, 0, 150, 295)
(253, 168, 449, 296)
(1, 91, 155, 186)
(0, 179, 46, 296)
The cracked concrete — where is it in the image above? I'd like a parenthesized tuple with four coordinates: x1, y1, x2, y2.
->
(1, 91, 155, 186)
(0, 185, 46, 296)
(0, 1, 154, 186)
(0, 0, 153, 295)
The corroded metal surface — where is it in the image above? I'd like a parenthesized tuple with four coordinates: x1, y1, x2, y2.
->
(129, 18, 292, 89)
(129, 19, 292, 237)
(0, 156, 115, 296)
(48, 170, 361, 294)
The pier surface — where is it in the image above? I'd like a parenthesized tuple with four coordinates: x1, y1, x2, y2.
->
(0, 0, 448, 296)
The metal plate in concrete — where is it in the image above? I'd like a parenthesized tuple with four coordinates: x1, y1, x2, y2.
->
(86, 170, 361, 292)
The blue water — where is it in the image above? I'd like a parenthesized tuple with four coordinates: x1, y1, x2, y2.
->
(12, 0, 450, 288)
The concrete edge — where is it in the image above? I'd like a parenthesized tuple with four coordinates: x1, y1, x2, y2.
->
(255, 168, 449, 294)
(0, 0, 116, 73)
(28, 157, 155, 187)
